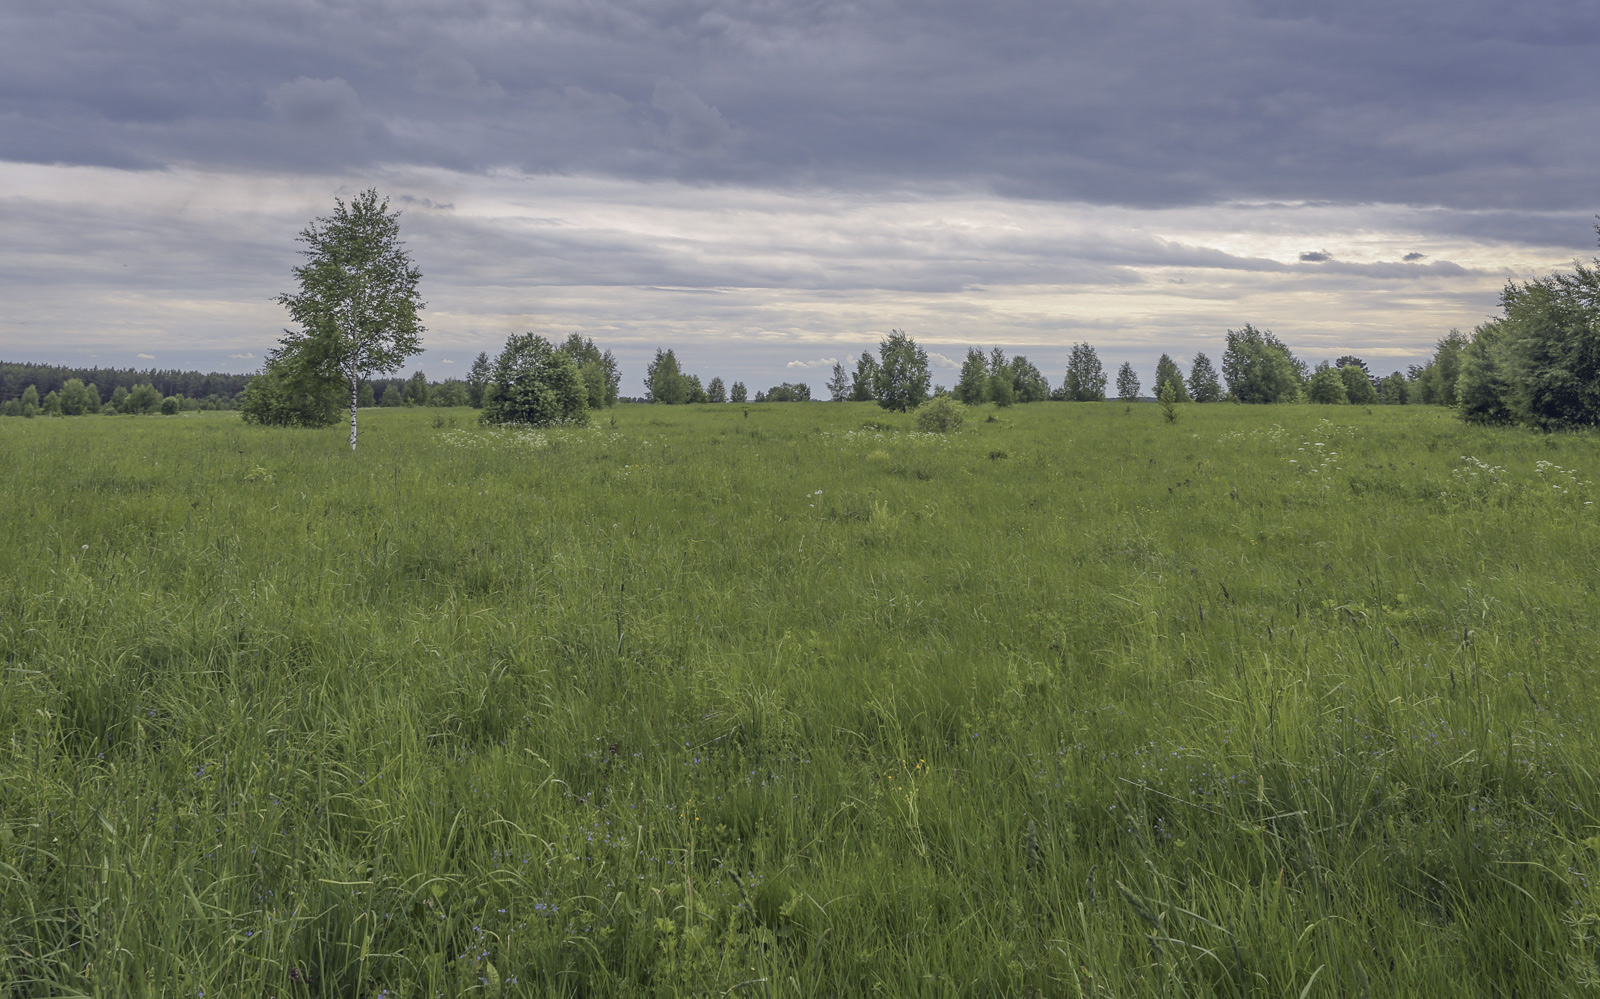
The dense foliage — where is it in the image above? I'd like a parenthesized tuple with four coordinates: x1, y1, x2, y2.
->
(1060, 342, 1107, 401)
(1456, 244, 1600, 429)
(237, 350, 345, 428)
(1222, 324, 1304, 403)
(481, 333, 590, 427)
(872, 329, 930, 411)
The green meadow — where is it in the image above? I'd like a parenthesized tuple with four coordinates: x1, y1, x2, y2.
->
(3, 402, 1599, 997)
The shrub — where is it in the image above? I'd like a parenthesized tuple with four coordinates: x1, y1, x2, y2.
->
(239, 355, 343, 428)
(914, 395, 965, 432)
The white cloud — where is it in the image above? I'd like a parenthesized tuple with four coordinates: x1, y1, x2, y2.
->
(928, 352, 959, 368)
(786, 357, 839, 370)
(441, 358, 455, 363)
(229, 352, 255, 359)
(137, 352, 155, 359)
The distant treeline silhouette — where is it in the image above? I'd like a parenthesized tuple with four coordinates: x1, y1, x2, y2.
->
(0, 361, 251, 406)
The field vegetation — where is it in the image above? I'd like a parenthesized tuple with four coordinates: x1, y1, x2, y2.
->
(3, 402, 1598, 997)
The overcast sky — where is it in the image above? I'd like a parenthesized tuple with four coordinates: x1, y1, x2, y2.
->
(4, 0, 1598, 391)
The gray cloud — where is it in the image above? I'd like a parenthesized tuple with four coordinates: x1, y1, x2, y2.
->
(1299, 250, 1332, 262)
(3, 0, 1598, 211)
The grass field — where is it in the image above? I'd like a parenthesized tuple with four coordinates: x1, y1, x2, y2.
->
(2, 401, 1599, 997)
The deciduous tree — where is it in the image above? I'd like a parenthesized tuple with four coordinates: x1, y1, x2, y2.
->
(1116, 361, 1141, 402)
(873, 330, 930, 412)
(275, 189, 425, 450)
(1187, 352, 1222, 402)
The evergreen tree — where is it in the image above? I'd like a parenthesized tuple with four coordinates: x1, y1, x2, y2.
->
(731, 381, 748, 403)
(707, 376, 727, 403)
(405, 370, 430, 405)
(557, 334, 621, 409)
(358, 381, 377, 407)
(1187, 352, 1222, 402)
(1377, 372, 1409, 404)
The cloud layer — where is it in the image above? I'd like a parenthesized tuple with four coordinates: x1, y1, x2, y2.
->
(2, 1, 1597, 386)
(6, 0, 1600, 207)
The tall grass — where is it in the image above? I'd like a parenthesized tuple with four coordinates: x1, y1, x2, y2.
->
(1, 402, 1598, 997)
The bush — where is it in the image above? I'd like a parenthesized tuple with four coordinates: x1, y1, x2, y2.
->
(914, 395, 965, 432)
(239, 356, 344, 428)
(160, 396, 180, 415)
(481, 333, 589, 427)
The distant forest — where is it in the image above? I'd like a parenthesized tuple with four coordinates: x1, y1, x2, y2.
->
(0, 361, 252, 406)
(0, 361, 471, 413)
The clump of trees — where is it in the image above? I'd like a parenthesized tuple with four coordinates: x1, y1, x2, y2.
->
(1222, 325, 1305, 403)
(953, 348, 1048, 406)
(480, 333, 591, 426)
(1453, 230, 1600, 429)
(756, 383, 811, 402)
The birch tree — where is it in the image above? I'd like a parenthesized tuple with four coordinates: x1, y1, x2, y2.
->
(276, 189, 425, 450)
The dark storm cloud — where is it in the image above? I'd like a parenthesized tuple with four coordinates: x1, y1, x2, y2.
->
(5, 0, 1598, 212)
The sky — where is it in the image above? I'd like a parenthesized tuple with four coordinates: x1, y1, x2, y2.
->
(3, 0, 1598, 394)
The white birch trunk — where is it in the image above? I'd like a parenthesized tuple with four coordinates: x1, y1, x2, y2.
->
(349, 374, 359, 451)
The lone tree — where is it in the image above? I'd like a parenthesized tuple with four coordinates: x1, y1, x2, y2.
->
(1116, 361, 1141, 402)
(873, 329, 931, 411)
(1063, 343, 1107, 401)
(276, 188, 425, 450)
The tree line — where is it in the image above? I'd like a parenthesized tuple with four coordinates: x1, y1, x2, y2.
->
(19, 188, 1593, 433)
